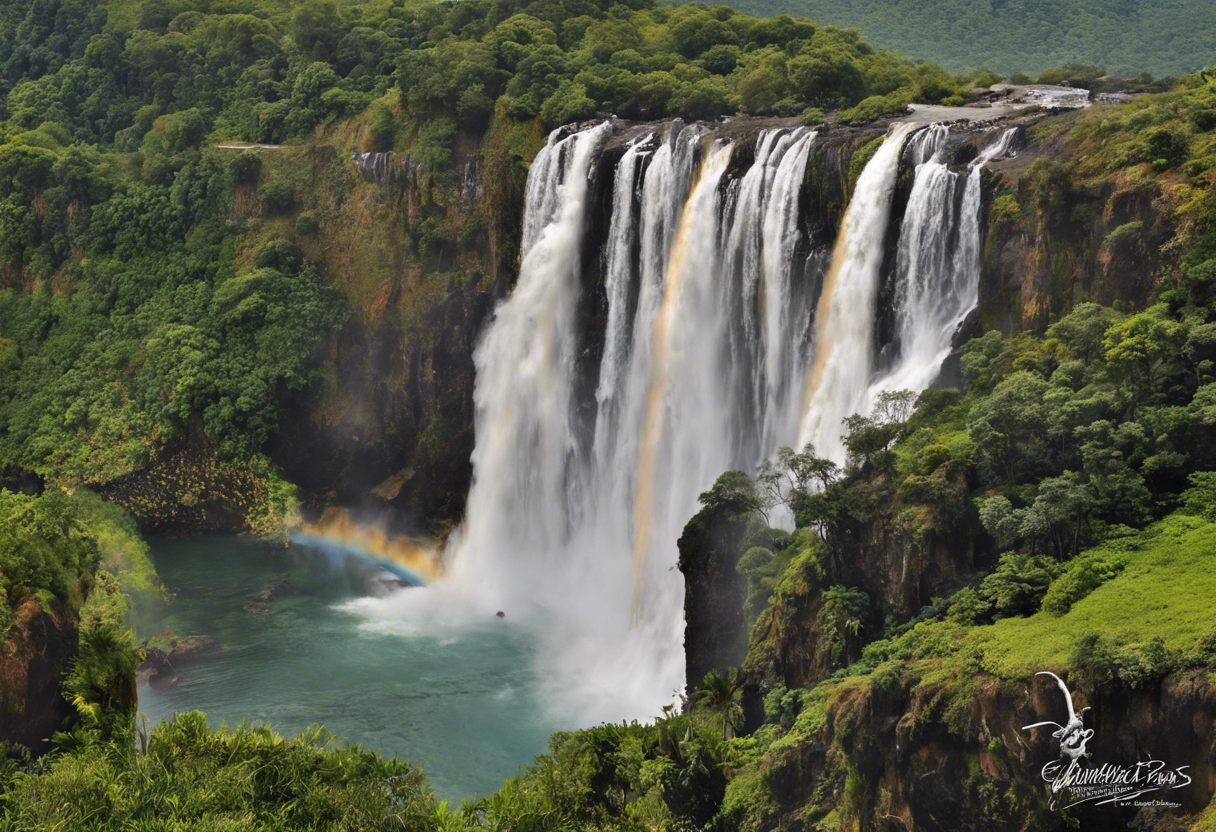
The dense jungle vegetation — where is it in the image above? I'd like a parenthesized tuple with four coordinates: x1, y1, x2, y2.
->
(3, 0, 1216, 829)
(5, 76, 1216, 829)
(0, 0, 1002, 530)
(720, 0, 1216, 78)
(0, 487, 153, 642)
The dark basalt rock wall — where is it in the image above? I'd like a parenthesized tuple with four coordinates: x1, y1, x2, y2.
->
(679, 502, 754, 693)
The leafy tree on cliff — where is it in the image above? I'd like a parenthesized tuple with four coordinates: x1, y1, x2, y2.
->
(697, 470, 765, 520)
(696, 668, 744, 741)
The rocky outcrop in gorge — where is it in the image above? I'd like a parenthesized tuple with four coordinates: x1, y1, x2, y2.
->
(0, 601, 78, 757)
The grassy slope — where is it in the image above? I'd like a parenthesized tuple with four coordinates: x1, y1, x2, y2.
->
(970, 514, 1216, 677)
(719, 0, 1216, 77)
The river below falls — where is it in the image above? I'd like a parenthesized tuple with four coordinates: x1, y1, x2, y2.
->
(137, 536, 561, 800)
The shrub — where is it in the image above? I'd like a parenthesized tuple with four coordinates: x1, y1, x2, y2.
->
(1191, 108, 1216, 132)
(762, 683, 803, 725)
(990, 193, 1021, 223)
(1069, 632, 1119, 688)
(254, 238, 304, 273)
(1102, 220, 1143, 254)
(869, 661, 903, 698)
(817, 585, 869, 666)
(228, 150, 261, 185)
(1116, 637, 1178, 688)
(366, 104, 396, 152)
(1143, 127, 1188, 170)
(1041, 552, 1126, 615)
(799, 106, 824, 126)
(1181, 471, 1216, 520)
(947, 586, 989, 625)
(916, 444, 952, 475)
(838, 91, 911, 125)
(295, 212, 319, 237)
(977, 552, 1059, 619)
(257, 179, 295, 213)
(413, 117, 456, 172)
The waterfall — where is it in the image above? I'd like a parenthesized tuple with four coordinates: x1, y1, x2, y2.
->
(759, 129, 818, 453)
(797, 122, 917, 462)
(356, 117, 1016, 724)
(456, 123, 611, 576)
(352, 151, 395, 185)
(872, 126, 1018, 395)
(593, 139, 648, 468)
(631, 139, 735, 619)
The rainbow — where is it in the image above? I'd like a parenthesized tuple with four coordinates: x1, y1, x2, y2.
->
(290, 508, 442, 586)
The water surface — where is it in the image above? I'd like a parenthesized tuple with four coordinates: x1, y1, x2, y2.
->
(138, 537, 558, 800)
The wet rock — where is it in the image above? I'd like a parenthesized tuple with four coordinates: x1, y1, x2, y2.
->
(137, 647, 175, 689)
(251, 578, 301, 604)
(137, 632, 217, 689)
(169, 636, 217, 663)
(243, 602, 273, 615)
(0, 600, 79, 756)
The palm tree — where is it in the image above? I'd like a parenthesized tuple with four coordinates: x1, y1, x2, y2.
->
(696, 668, 743, 741)
(64, 624, 142, 739)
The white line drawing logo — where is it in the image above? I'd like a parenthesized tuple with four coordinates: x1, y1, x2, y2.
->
(1021, 671, 1094, 761)
(1021, 670, 1191, 810)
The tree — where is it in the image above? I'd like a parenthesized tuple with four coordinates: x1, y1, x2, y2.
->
(1103, 304, 1184, 400)
(817, 585, 868, 667)
(1019, 471, 1095, 559)
(842, 414, 898, 471)
(873, 389, 917, 425)
(755, 444, 839, 514)
(968, 371, 1053, 482)
(697, 471, 763, 520)
(977, 552, 1058, 618)
(64, 624, 142, 740)
(1046, 302, 1121, 363)
(977, 494, 1023, 550)
(787, 49, 866, 107)
(696, 668, 743, 741)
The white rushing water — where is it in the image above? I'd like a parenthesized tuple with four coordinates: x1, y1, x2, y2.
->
(797, 122, 918, 461)
(872, 126, 1018, 396)
(349, 118, 1017, 724)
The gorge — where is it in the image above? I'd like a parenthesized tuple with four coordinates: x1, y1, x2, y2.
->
(3, 0, 1216, 826)
(78, 109, 1039, 797)
(404, 115, 1025, 723)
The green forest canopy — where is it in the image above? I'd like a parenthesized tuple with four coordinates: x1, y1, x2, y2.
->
(0, 0, 990, 492)
(719, 0, 1216, 78)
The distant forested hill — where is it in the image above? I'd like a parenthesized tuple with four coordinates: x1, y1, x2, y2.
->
(719, 0, 1216, 77)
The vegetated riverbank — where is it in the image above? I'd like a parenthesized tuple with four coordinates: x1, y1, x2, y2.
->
(2, 1, 1216, 828)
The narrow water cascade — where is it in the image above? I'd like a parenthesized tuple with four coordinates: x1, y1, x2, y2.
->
(349, 118, 1018, 723)
(351, 151, 395, 185)
(872, 126, 1019, 396)
(797, 122, 918, 462)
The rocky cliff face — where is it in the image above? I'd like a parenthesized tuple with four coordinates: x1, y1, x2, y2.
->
(679, 502, 755, 693)
(0, 600, 77, 757)
(255, 118, 536, 537)
(979, 112, 1179, 334)
(752, 669, 1215, 831)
